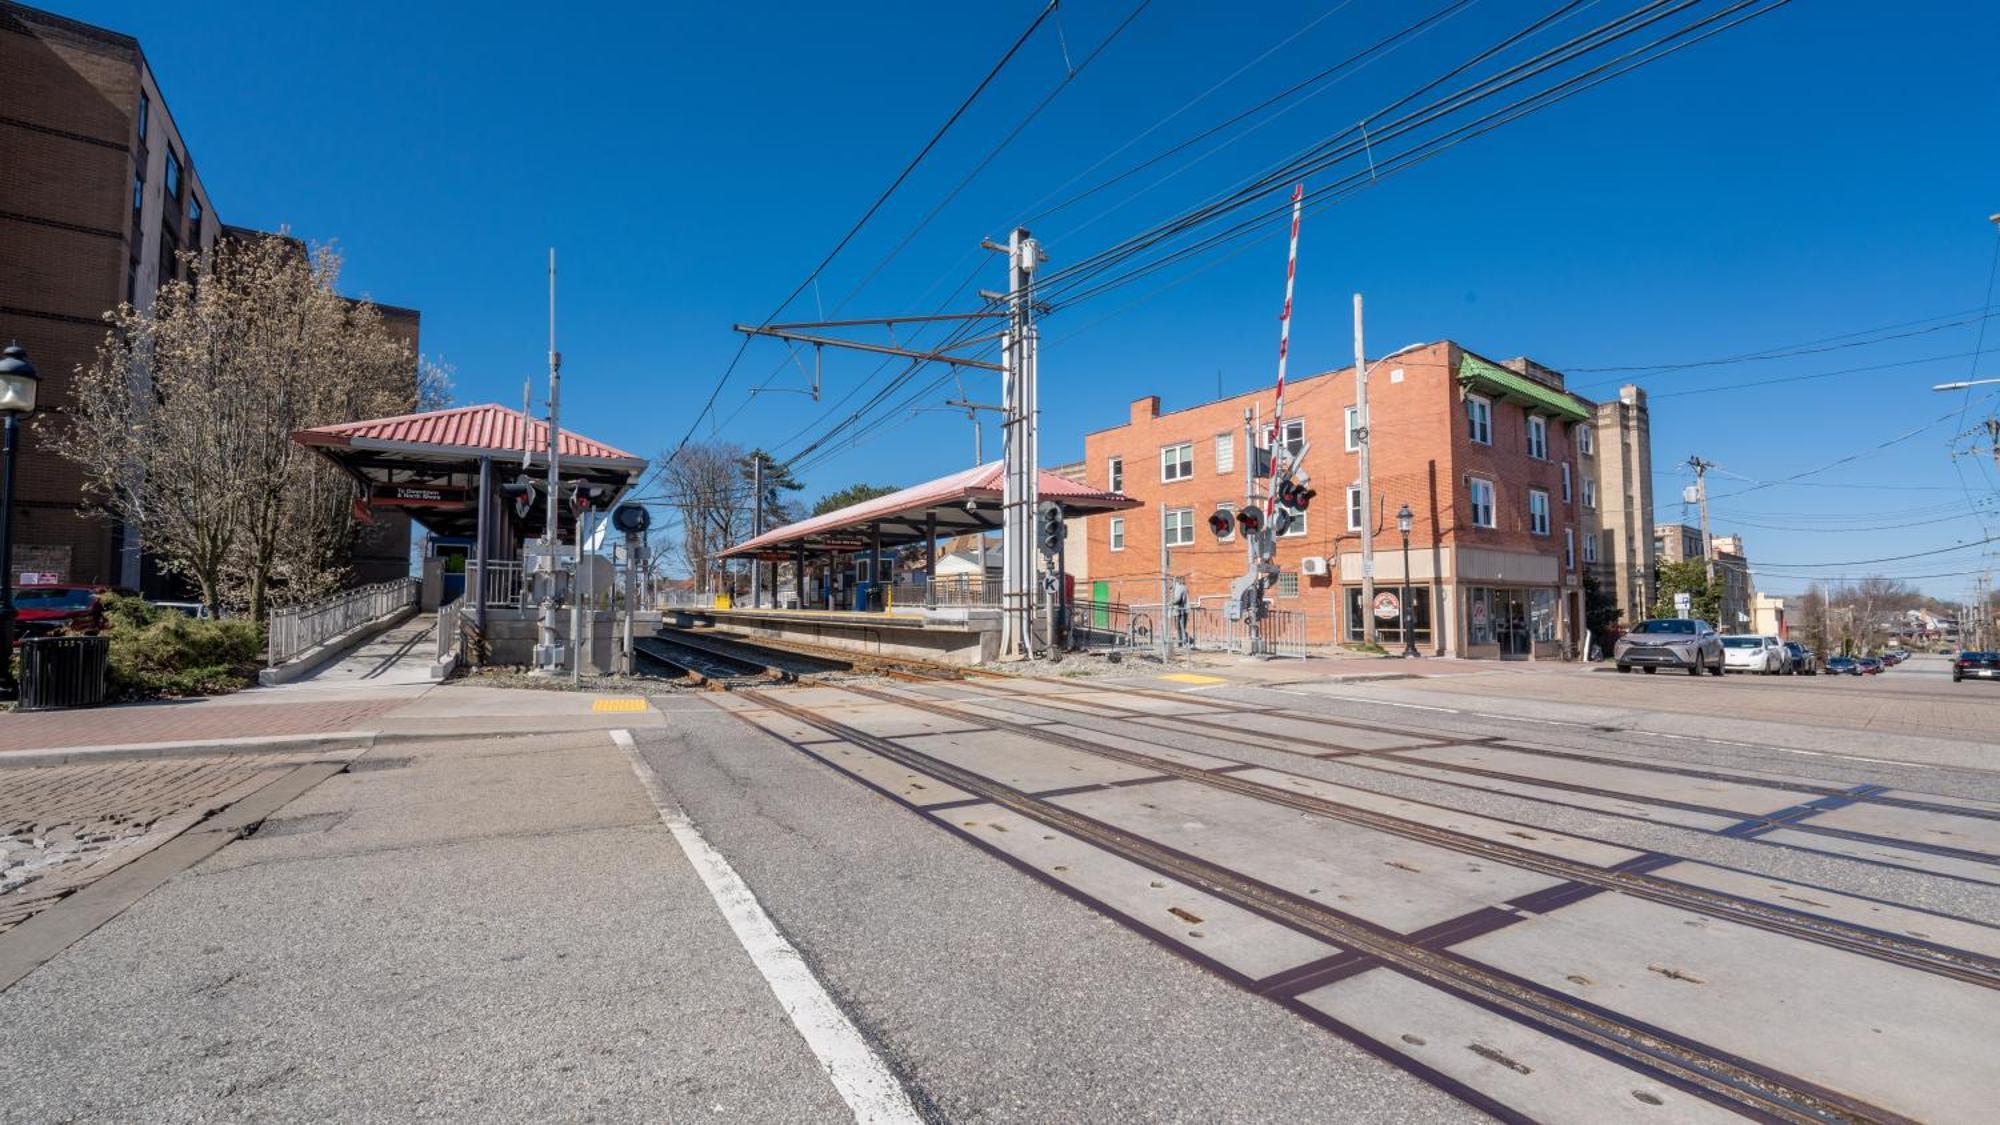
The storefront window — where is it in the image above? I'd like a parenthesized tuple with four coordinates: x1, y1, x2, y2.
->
(1344, 586, 1431, 644)
(1467, 587, 1494, 646)
(1530, 588, 1556, 642)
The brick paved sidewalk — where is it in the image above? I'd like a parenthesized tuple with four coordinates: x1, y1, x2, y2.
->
(0, 698, 403, 753)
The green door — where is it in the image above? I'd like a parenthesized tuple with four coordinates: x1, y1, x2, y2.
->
(1092, 581, 1109, 628)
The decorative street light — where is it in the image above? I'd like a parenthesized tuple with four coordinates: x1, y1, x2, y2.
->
(0, 342, 41, 700)
(1396, 503, 1418, 659)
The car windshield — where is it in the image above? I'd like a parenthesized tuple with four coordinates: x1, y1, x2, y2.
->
(1632, 619, 1697, 635)
(13, 587, 94, 610)
(1721, 637, 1762, 649)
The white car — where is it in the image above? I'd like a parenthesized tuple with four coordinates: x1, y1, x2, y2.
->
(1721, 634, 1786, 674)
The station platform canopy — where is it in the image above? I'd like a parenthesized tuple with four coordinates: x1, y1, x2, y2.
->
(292, 403, 646, 540)
(720, 461, 1139, 563)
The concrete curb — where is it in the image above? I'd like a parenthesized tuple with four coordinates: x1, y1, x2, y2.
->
(258, 606, 420, 687)
(0, 731, 378, 768)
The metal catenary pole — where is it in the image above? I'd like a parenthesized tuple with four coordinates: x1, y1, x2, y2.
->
(537, 248, 567, 678)
(1355, 292, 1375, 645)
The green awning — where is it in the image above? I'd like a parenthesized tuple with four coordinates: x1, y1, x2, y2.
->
(1457, 354, 1592, 423)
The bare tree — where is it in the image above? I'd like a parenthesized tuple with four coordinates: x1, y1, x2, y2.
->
(660, 441, 747, 594)
(60, 232, 436, 618)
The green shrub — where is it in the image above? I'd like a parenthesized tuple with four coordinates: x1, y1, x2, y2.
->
(98, 594, 264, 700)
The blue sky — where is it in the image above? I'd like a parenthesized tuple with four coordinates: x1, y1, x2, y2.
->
(71, 0, 2000, 600)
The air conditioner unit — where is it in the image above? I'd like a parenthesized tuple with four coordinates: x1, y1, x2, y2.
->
(1300, 556, 1329, 577)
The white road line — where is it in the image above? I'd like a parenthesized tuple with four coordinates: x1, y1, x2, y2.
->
(609, 729, 922, 1125)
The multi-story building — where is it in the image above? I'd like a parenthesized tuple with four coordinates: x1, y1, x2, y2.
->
(0, 2, 417, 591)
(1653, 522, 1756, 632)
(1076, 340, 1653, 660)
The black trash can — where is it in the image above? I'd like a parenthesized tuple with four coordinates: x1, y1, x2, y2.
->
(18, 635, 110, 711)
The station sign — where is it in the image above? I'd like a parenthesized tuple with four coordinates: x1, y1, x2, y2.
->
(370, 483, 470, 508)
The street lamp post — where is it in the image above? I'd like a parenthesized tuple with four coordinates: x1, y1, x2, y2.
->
(1396, 503, 1418, 659)
(0, 342, 41, 701)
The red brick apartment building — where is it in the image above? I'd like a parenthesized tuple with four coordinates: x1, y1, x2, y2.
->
(0, 2, 418, 592)
(1077, 341, 1654, 659)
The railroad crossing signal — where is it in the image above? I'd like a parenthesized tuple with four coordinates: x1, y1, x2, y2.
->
(1235, 506, 1265, 536)
(1037, 500, 1066, 555)
(501, 473, 538, 520)
(1207, 508, 1234, 540)
(570, 482, 613, 516)
(1275, 479, 1316, 512)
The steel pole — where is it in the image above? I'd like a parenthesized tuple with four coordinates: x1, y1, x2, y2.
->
(0, 414, 18, 699)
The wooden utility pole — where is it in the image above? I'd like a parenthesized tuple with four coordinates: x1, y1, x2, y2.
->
(1686, 456, 1716, 586)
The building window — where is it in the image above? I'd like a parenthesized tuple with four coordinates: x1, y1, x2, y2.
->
(188, 196, 203, 245)
(1214, 503, 1236, 541)
(1467, 587, 1494, 645)
(1163, 507, 1195, 547)
(1582, 478, 1597, 509)
(1279, 510, 1307, 538)
(1160, 443, 1193, 483)
(1531, 589, 1556, 641)
(1214, 433, 1234, 474)
(1529, 490, 1550, 536)
(1346, 485, 1363, 532)
(1468, 478, 1495, 529)
(1576, 422, 1594, 456)
(1277, 572, 1300, 598)
(165, 151, 182, 201)
(1466, 394, 1492, 445)
(132, 173, 144, 218)
(1107, 456, 1123, 492)
(1344, 406, 1361, 452)
(1565, 528, 1575, 571)
(1584, 532, 1599, 564)
(137, 92, 149, 141)
(1282, 419, 1305, 459)
(1108, 517, 1125, 551)
(1527, 415, 1548, 460)
(1561, 462, 1572, 503)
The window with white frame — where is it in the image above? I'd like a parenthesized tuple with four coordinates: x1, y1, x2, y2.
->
(1346, 484, 1364, 532)
(1344, 406, 1362, 452)
(1529, 489, 1551, 536)
(1280, 510, 1307, 538)
(1282, 419, 1305, 458)
(1582, 478, 1597, 509)
(1576, 422, 1594, 455)
(1109, 517, 1125, 551)
(1527, 415, 1548, 460)
(1108, 456, 1123, 492)
(1583, 531, 1598, 564)
(1468, 478, 1495, 528)
(1163, 507, 1195, 546)
(1160, 443, 1193, 482)
(1277, 572, 1300, 598)
(1214, 433, 1234, 474)
(1466, 394, 1492, 444)
(1564, 527, 1575, 570)
(1561, 462, 1572, 503)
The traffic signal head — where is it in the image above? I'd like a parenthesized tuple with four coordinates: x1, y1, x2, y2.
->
(1271, 508, 1293, 537)
(1235, 506, 1264, 535)
(500, 474, 538, 520)
(1037, 500, 1066, 554)
(1207, 509, 1234, 540)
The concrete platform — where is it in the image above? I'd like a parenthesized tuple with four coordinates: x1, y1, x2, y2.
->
(669, 604, 1000, 665)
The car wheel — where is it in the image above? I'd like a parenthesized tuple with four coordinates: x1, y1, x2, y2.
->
(1618, 665, 1632, 674)
(1711, 657, 1725, 676)
(1643, 666, 1656, 674)
(1687, 662, 1701, 677)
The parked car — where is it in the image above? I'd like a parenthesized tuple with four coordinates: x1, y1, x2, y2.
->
(148, 600, 213, 619)
(1614, 617, 1724, 676)
(1721, 634, 1786, 674)
(1782, 642, 1816, 675)
(1857, 656, 1884, 675)
(1953, 652, 2000, 683)
(10, 584, 119, 641)
(1825, 655, 1861, 676)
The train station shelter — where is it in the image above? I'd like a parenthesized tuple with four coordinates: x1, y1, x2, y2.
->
(292, 403, 647, 625)
(719, 460, 1138, 611)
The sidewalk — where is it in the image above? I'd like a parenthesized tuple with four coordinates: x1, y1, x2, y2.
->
(0, 721, 864, 1121)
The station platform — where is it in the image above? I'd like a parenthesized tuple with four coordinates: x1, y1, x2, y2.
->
(666, 605, 1000, 666)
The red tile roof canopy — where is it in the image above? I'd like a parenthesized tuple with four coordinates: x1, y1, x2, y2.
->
(720, 461, 1140, 562)
(293, 403, 645, 469)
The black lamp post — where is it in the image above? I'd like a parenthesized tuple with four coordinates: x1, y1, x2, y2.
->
(1396, 503, 1418, 659)
(0, 342, 41, 700)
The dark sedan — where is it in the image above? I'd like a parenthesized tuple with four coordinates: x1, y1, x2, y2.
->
(1955, 652, 2000, 683)
(1782, 642, 1816, 675)
(1826, 656, 1861, 676)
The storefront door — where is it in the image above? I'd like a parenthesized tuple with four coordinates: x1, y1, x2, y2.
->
(1498, 591, 1531, 658)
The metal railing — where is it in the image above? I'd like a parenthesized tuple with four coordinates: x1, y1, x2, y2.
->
(1066, 599, 1149, 649)
(1130, 601, 1312, 658)
(18, 636, 110, 710)
(437, 595, 465, 665)
(266, 576, 418, 667)
(470, 560, 526, 608)
(888, 575, 1001, 609)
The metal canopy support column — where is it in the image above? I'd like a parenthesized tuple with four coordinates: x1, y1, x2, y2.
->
(870, 522, 883, 611)
(474, 455, 492, 656)
(794, 541, 806, 609)
(924, 509, 937, 609)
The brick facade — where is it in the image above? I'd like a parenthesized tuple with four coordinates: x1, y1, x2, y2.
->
(1077, 341, 1652, 660)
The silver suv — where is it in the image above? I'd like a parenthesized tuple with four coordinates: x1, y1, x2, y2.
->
(1614, 618, 1724, 676)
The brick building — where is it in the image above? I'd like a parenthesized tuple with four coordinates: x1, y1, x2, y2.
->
(1654, 522, 1756, 633)
(0, 2, 418, 591)
(1075, 341, 1653, 659)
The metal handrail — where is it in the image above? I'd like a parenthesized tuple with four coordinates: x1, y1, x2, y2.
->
(266, 576, 418, 666)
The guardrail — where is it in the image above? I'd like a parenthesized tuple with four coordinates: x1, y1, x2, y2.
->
(437, 595, 464, 665)
(266, 576, 418, 667)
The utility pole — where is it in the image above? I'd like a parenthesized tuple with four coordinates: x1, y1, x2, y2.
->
(990, 228, 1041, 659)
(1686, 456, 1717, 587)
(1243, 408, 1259, 655)
(1355, 293, 1375, 644)
(533, 248, 568, 679)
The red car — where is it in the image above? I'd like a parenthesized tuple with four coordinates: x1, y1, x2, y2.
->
(10, 584, 120, 642)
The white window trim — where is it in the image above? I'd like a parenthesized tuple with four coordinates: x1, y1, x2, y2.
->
(1279, 510, 1308, 538)
(1282, 419, 1306, 458)
(1564, 527, 1575, 570)
(1160, 443, 1193, 484)
(1583, 478, 1597, 510)
(1466, 394, 1493, 445)
(1343, 406, 1361, 453)
(1576, 422, 1595, 456)
(1469, 477, 1496, 529)
(1527, 415, 1548, 461)
(1107, 456, 1124, 493)
(1561, 462, 1572, 503)
(1163, 506, 1196, 547)
(1345, 484, 1363, 533)
(1214, 433, 1234, 475)
(1583, 531, 1598, 564)
(1529, 489, 1551, 536)
(1108, 517, 1125, 551)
